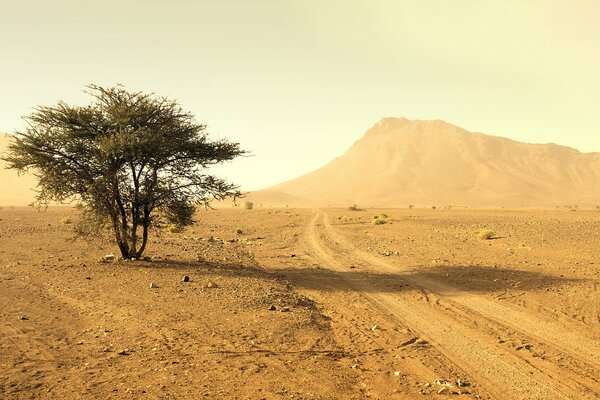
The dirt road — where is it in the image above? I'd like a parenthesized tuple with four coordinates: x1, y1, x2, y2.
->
(264, 209, 600, 399)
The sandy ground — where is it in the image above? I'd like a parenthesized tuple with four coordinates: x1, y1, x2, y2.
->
(1, 206, 599, 399)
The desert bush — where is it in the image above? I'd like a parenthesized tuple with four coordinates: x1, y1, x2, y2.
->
(235, 228, 243, 235)
(244, 201, 254, 210)
(408, 204, 414, 209)
(348, 204, 363, 211)
(477, 229, 494, 240)
(166, 224, 183, 233)
(371, 214, 390, 225)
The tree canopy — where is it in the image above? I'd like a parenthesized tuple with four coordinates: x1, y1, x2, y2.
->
(3, 85, 245, 259)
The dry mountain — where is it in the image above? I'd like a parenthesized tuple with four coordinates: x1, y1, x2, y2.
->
(267, 118, 600, 207)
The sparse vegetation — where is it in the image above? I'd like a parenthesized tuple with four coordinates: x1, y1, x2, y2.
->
(166, 224, 183, 233)
(348, 204, 363, 211)
(477, 229, 494, 240)
(2, 85, 245, 259)
(236, 228, 243, 235)
(244, 201, 254, 210)
(372, 214, 390, 225)
(59, 216, 73, 225)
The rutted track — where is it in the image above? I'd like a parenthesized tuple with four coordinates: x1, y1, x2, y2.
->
(300, 210, 600, 400)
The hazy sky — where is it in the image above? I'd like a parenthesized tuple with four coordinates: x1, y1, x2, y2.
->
(2, 1, 599, 190)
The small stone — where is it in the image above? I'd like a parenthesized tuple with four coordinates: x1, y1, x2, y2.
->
(268, 305, 277, 311)
(456, 379, 469, 387)
(437, 386, 448, 395)
(182, 275, 190, 282)
(117, 349, 130, 356)
(371, 325, 379, 331)
(290, 254, 296, 258)
(103, 254, 116, 263)
(394, 371, 401, 377)
(149, 282, 158, 289)
(17, 315, 29, 321)
(205, 282, 218, 288)
(280, 306, 291, 312)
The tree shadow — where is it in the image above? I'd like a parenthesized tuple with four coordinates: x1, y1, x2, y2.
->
(272, 264, 583, 295)
(134, 258, 265, 279)
(133, 258, 583, 296)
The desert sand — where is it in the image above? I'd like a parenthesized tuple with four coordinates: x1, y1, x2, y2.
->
(257, 118, 600, 208)
(1, 206, 599, 399)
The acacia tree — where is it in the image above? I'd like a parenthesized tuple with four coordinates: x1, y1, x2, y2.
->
(3, 85, 245, 259)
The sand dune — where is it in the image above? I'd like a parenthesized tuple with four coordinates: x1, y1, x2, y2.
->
(269, 118, 600, 207)
(0, 134, 38, 206)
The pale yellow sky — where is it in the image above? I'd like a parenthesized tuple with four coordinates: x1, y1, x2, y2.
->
(1, 1, 599, 190)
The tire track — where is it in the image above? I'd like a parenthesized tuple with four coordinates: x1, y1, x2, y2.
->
(303, 211, 593, 400)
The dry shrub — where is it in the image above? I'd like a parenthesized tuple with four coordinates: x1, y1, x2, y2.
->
(371, 214, 390, 225)
(477, 229, 494, 240)
(166, 224, 183, 233)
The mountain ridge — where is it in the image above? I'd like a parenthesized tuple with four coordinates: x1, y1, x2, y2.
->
(265, 118, 600, 207)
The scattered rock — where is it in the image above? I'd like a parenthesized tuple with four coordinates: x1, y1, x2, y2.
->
(103, 254, 116, 263)
(381, 251, 391, 256)
(280, 306, 291, 312)
(268, 305, 277, 311)
(290, 254, 296, 258)
(117, 349, 130, 356)
(182, 275, 190, 283)
(205, 281, 218, 288)
(371, 325, 379, 331)
(456, 379, 469, 387)
(149, 282, 159, 289)
(17, 315, 29, 321)
(394, 371, 401, 377)
(142, 256, 152, 261)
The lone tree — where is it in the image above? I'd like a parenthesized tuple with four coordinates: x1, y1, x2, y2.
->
(3, 85, 245, 259)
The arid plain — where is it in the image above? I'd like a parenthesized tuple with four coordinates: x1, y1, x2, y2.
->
(1, 205, 598, 399)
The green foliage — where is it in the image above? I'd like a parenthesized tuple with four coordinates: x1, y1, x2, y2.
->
(2, 84, 245, 259)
